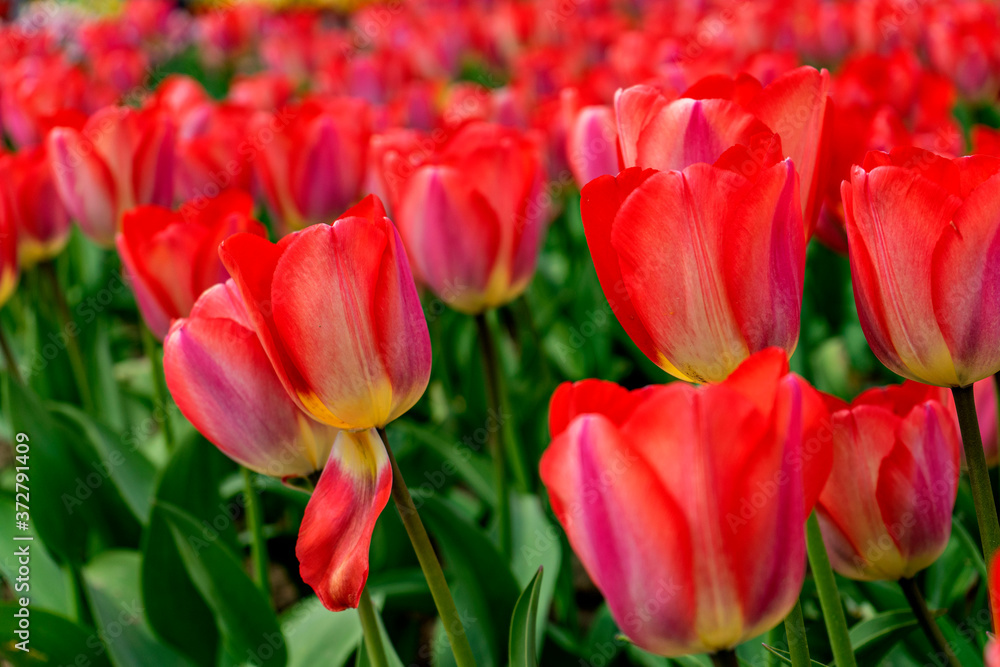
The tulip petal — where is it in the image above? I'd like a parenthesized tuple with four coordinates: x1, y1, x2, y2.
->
(540, 412, 696, 655)
(611, 165, 749, 382)
(163, 302, 335, 478)
(845, 165, 962, 385)
(932, 172, 1000, 385)
(875, 400, 959, 577)
(548, 379, 652, 438)
(269, 220, 394, 428)
(47, 127, 118, 245)
(615, 85, 669, 169)
(722, 159, 803, 355)
(297, 428, 392, 612)
(635, 98, 771, 172)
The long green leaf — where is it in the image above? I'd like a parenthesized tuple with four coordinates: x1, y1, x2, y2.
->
(509, 568, 544, 667)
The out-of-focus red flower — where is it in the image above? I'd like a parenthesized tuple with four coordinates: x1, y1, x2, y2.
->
(117, 190, 266, 340)
(561, 88, 619, 188)
(975, 377, 1000, 467)
(378, 122, 550, 314)
(228, 72, 295, 111)
(541, 349, 832, 657)
(47, 105, 175, 247)
(0, 145, 72, 268)
(843, 148, 1000, 387)
(0, 180, 18, 309)
(816, 381, 961, 580)
(616, 66, 831, 237)
(253, 97, 372, 232)
(0, 55, 90, 149)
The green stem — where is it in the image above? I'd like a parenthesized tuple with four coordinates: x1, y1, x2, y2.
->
(952, 385, 1000, 562)
(141, 324, 176, 452)
(711, 649, 739, 667)
(806, 512, 857, 667)
(357, 587, 389, 667)
(0, 323, 23, 385)
(899, 577, 960, 667)
(475, 313, 511, 558)
(377, 427, 476, 667)
(41, 261, 93, 411)
(784, 599, 811, 667)
(241, 467, 270, 604)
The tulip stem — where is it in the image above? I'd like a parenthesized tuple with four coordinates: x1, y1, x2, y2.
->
(41, 261, 93, 412)
(358, 587, 389, 667)
(952, 385, 1000, 562)
(141, 323, 176, 452)
(241, 467, 270, 604)
(806, 512, 857, 667)
(783, 599, 811, 667)
(711, 649, 739, 667)
(475, 313, 512, 558)
(377, 427, 477, 667)
(899, 577, 960, 667)
(0, 323, 23, 385)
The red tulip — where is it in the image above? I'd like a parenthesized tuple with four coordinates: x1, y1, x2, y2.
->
(47, 105, 175, 246)
(816, 381, 960, 581)
(581, 136, 804, 383)
(843, 148, 1000, 387)
(219, 195, 431, 430)
(561, 88, 619, 188)
(989, 554, 1000, 666)
(540, 349, 831, 657)
(382, 121, 550, 314)
(163, 280, 388, 612)
(253, 97, 372, 232)
(116, 190, 267, 340)
(0, 145, 72, 267)
(0, 54, 90, 149)
(0, 184, 18, 309)
(616, 66, 830, 236)
(975, 377, 999, 467)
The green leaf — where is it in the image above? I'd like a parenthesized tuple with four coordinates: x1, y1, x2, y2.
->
(159, 502, 287, 667)
(82, 550, 194, 667)
(421, 496, 520, 667)
(0, 495, 72, 615)
(848, 609, 919, 666)
(0, 602, 113, 667)
(281, 597, 361, 667)
(509, 493, 560, 654)
(509, 567, 544, 667)
(354, 594, 404, 667)
(50, 403, 157, 523)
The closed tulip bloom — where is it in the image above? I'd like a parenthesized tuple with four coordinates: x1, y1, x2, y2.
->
(843, 148, 1000, 387)
(253, 97, 372, 231)
(388, 121, 550, 314)
(47, 105, 175, 246)
(616, 66, 830, 235)
(816, 381, 961, 581)
(0, 145, 72, 267)
(164, 281, 389, 611)
(541, 349, 832, 657)
(561, 88, 619, 188)
(582, 134, 804, 383)
(219, 195, 431, 431)
(116, 190, 267, 340)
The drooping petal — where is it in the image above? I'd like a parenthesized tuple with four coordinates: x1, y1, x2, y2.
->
(297, 428, 392, 611)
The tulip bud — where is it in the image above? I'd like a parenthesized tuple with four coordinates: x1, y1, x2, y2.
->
(843, 148, 1000, 387)
(541, 349, 831, 657)
(816, 381, 961, 581)
(117, 189, 267, 340)
(219, 195, 431, 430)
